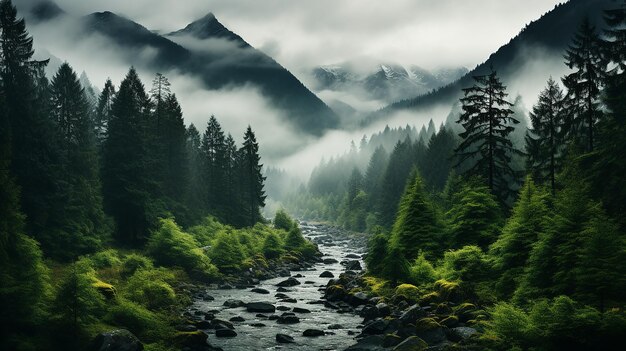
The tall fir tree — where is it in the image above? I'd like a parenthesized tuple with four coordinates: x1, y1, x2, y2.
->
(562, 18, 606, 153)
(525, 78, 565, 194)
(239, 126, 266, 226)
(185, 123, 204, 219)
(94, 78, 115, 147)
(455, 68, 521, 202)
(160, 93, 188, 206)
(102, 68, 158, 245)
(223, 133, 240, 224)
(421, 126, 457, 191)
(47, 63, 109, 258)
(201, 115, 227, 218)
(363, 146, 388, 208)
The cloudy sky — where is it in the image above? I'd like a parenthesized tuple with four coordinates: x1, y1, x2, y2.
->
(46, 0, 563, 74)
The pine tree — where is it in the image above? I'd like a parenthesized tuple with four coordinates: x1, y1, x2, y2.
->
(47, 62, 109, 258)
(347, 168, 363, 211)
(562, 18, 606, 153)
(421, 127, 457, 191)
(201, 115, 227, 218)
(365, 231, 389, 276)
(382, 243, 411, 285)
(490, 177, 551, 299)
(94, 79, 115, 147)
(185, 123, 204, 218)
(455, 68, 521, 202)
(102, 68, 157, 245)
(525, 78, 565, 194)
(363, 146, 388, 207)
(238, 126, 266, 226)
(223, 134, 239, 224)
(160, 94, 188, 209)
(389, 171, 442, 260)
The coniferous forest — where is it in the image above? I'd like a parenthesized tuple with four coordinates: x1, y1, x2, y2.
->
(2, 0, 626, 350)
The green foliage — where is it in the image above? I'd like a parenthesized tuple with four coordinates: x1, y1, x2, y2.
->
(439, 245, 491, 283)
(262, 232, 283, 259)
(284, 226, 306, 251)
(365, 231, 389, 276)
(382, 243, 411, 285)
(121, 253, 154, 276)
(389, 171, 442, 260)
(105, 298, 170, 342)
(490, 177, 551, 298)
(210, 231, 246, 272)
(124, 268, 177, 311)
(89, 249, 122, 269)
(445, 180, 502, 249)
(274, 209, 296, 231)
(409, 252, 437, 287)
(147, 218, 218, 280)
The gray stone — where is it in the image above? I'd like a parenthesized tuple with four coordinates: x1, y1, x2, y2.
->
(223, 299, 245, 308)
(277, 277, 301, 287)
(215, 329, 237, 337)
(399, 305, 427, 324)
(91, 329, 143, 351)
(393, 336, 428, 351)
(362, 319, 388, 335)
(251, 288, 270, 294)
(303, 329, 325, 337)
(246, 302, 276, 313)
(320, 270, 335, 278)
(449, 327, 477, 341)
(276, 334, 295, 343)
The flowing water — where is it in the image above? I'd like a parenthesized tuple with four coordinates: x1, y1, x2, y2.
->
(191, 224, 366, 350)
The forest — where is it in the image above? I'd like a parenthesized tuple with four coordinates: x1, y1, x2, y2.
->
(2, 0, 626, 350)
(285, 5, 626, 351)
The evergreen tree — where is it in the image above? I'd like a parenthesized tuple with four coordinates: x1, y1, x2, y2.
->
(185, 123, 204, 218)
(389, 171, 442, 260)
(365, 231, 389, 276)
(446, 179, 502, 249)
(562, 18, 606, 152)
(160, 94, 188, 209)
(102, 68, 158, 245)
(201, 115, 227, 218)
(363, 145, 388, 207)
(526, 78, 565, 194)
(346, 167, 363, 211)
(94, 79, 115, 147)
(455, 68, 521, 202)
(491, 177, 551, 298)
(47, 63, 110, 258)
(421, 127, 457, 191)
(382, 243, 411, 285)
(238, 126, 266, 226)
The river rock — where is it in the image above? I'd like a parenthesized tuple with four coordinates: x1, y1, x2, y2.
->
(277, 277, 301, 287)
(399, 305, 427, 324)
(275, 293, 290, 299)
(247, 302, 276, 313)
(276, 334, 295, 343)
(303, 329, 325, 337)
(345, 253, 361, 259)
(319, 271, 335, 278)
(276, 287, 291, 292)
(345, 335, 384, 350)
(323, 258, 339, 264)
(91, 329, 143, 351)
(229, 316, 245, 322)
(194, 320, 212, 329)
(276, 306, 291, 311)
(344, 260, 362, 271)
(202, 294, 215, 301)
(212, 319, 234, 330)
(277, 315, 300, 324)
(175, 324, 197, 332)
(293, 307, 311, 313)
(359, 305, 379, 320)
(362, 319, 388, 335)
(223, 299, 245, 308)
(392, 336, 428, 351)
(172, 331, 209, 349)
(448, 327, 477, 341)
(350, 291, 369, 306)
(281, 298, 297, 303)
(215, 329, 237, 337)
(251, 288, 270, 294)
(250, 323, 266, 327)
(376, 303, 391, 317)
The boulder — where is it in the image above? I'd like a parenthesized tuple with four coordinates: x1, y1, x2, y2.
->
(229, 316, 245, 322)
(382, 333, 403, 348)
(276, 334, 295, 343)
(323, 258, 339, 264)
(362, 319, 388, 335)
(276, 306, 291, 311)
(399, 305, 427, 324)
(277, 315, 300, 324)
(91, 329, 143, 351)
(277, 277, 301, 287)
(303, 329, 325, 337)
(345, 253, 361, 259)
(344, 260, 362, 271)
(212, 319, 234, 330)
(175, 324, 197, 332)
(172, 331, 209, 348)
(376, 303, 391, 317)
(276, 287, 291, 292)
(345, 335, 384, 350)
(320, 271, 335, 278)
(293, 307, 311, 313)
(448, 327, 477, 342)
(360, 305, 379, 320)
(246, 302, 276, 313)
(392, 336, 428, 351)
(223, 299, 245, 308)
(215, 329, 237, 337)
(350, 292, 369, 306)
(328, 324, 344, 330)
(251, 288, 270, 294)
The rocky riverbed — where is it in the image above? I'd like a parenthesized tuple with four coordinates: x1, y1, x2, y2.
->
(182, 223, 370, 350)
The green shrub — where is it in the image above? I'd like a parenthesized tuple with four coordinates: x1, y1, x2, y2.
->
(262, 232, 283, 259)
(147, 219, 218, 280)
(438, 245, 491, 283)
(106, 298, 169, 341)
(124, 268, 177, 311)
(210, 231, 246, 272)
(395, 284, 420, 300)
(274, 209, 296, 231)
(409, 252, 437, 286)
(122, 253, 154, 276)
(284, 227, 306, 250)
(89, 249, 122, 269)
(187, 216, 227, 246)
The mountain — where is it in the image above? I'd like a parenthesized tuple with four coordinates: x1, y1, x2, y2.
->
(311, 62, 468, 104)
(365, 0, 615, 126)
(28, 4, 339, 135)
(28, 0, 65, 22)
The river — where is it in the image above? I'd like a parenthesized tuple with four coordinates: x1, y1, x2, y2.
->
(190, 224, 367, 350)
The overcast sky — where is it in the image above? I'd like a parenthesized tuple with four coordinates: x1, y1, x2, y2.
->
(47, 0, 564, 73)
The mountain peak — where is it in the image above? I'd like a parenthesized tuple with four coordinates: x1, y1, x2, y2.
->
(29, 1, 65, 22)
(168, 12, 247, 45)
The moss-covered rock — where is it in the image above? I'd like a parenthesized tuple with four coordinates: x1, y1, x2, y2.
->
(392, 336, 428, 351)
(434, 279, 461, 302)
(173, 331, 208, 348)
(454, 302, 476, 323)
(383, 333, 403, 347)
(419, 291, 440, 305)
(440, 315, 459, 328)
(435, 303, 453, 315)
(415, 318, 442, 332)
(395, 284, 419, 301)
(93, 279, 116, 299)
(325, 285, 348, 301)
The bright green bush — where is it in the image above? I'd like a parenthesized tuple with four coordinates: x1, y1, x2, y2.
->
(262, 232, 283, 259)
(89, 249, 122, 269)
(147, 219, 218, 280)
(122, 253, 154, 276)
(210, 231, 246, 272)
(124, 268, 177, 311)
(105, 298, 169, 341)
(284, 227, 306, 250)
(274, 209, 296, 231)
(409, 252, 437, 286)
(188, 216, 227, 246)
(438, 245, 491, 283)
